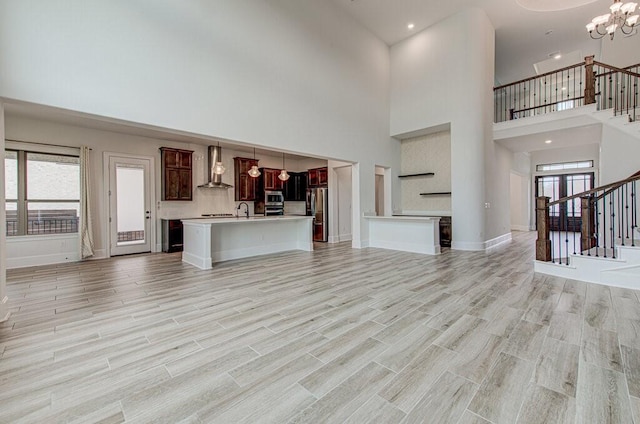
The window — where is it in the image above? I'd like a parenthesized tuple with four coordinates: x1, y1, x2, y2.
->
(556, 100, 574, 111)
(536, 160, 594, 172)
(5, 150, 80, 236)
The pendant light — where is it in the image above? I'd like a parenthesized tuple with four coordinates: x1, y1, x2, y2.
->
(248, 147, 261, 178)
(213, 142, 226, 175)
(278, 152, 290, 181)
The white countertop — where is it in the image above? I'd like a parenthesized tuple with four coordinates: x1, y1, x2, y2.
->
(182, 215, 313, 224)
(365, 215, 440, 222)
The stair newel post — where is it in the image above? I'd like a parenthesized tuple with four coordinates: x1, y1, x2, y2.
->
(584, 55, 596, 105)
(536, 196, 552, 262)
(581, 195, 596, 255)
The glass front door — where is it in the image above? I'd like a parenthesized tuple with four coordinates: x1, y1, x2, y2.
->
(536, 172, 594, 232)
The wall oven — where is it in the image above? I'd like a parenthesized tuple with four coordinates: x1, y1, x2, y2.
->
(264, 190, 284, 215)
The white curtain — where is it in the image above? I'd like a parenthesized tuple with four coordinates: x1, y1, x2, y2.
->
(80, 146, 94, 258)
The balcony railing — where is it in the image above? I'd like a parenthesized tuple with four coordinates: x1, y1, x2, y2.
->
(494, 57, 639, 123)
(5, 209, 79, 236)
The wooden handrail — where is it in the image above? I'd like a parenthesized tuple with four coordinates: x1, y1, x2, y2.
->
(511, 96, 585, 115)
(495, 61, 640, 92)
(595, 170, 640, 202)
(593, 61, 640, 79)
(494, 62, 585, 91)
(549, 171, 640, 206)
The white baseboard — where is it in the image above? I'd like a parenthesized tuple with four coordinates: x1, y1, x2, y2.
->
(7, 252, 81, 269)
(451, 241, 485, 251)
(451, 232, 512, 252)
(0, 296, 10, 323)
(485, 233, 513, 250)
(353, 239, 368, 249)
(339, 233, 352, 242)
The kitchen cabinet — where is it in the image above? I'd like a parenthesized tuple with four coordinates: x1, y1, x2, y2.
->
(308, 167, 328, 188)
(284, 172, 307, 201)
(161, 219, 184, 252)
(234, 157, 259, 201)
(160, 147, 193, 201)
(260, 168, 284, 191)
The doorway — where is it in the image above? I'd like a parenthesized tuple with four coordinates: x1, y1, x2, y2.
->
(106, 154, 153, 256)
(535, 172, 594, 231)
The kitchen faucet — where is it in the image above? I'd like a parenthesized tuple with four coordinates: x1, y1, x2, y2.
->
(237, 202, 250, 218)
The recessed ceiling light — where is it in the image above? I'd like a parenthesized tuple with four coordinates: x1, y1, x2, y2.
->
(562, 86, 567, 91)
(407, 23, 415, 30)
(545, 139, 553, 144)
(554, 53, 562, 59)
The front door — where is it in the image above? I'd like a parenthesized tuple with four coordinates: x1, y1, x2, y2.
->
(536, 172, 594, 231)
(108, 155, 152, 256)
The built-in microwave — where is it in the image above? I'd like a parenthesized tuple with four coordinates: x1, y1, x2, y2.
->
(265, 190, 284, 205)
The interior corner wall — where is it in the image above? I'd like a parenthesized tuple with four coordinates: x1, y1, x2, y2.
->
(600, 125, 640, 183)
(0, 103, 8, 321)
(389, 8, 496, 249)
(0, 1, 392, 248)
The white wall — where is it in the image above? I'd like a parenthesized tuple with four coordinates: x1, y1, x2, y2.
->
(600, 33, 640, 68)
(600, 125, 640, 184)
(0, 0, 393, 250)
(510, 172, 530, 231)
(511, 152, 532, 231)
(0, 102, 8, 321)
(335, 166, 352, 242)
(390, 8, 497, 249)
(530, 144, 600, 178)
(485, 141, 513, 240)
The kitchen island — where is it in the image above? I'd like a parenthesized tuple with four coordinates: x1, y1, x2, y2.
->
(365, 215, 441, 255)
(181, 216, 314, 269)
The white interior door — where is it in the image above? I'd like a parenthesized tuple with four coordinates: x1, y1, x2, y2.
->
(108, 156, 152, 256)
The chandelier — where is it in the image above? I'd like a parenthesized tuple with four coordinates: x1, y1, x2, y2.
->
(248, 148, 261, 178)
(586, 0, 638, 39)
(278, 152, 290, 181)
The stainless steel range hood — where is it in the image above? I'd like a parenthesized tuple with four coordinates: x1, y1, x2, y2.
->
(198, 145, 233, 189)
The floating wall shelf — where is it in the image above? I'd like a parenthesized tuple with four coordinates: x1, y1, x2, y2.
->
(398, 172, 435, 178)
(419, 192, 452, 196)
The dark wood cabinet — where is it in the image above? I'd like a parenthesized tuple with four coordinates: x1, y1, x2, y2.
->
(234, 157, 259, 201)
(162, 219, 183, 252)
(161, 147, 193, 201)
(284, 172, 307, 201)
(439, 216, 452, 247)
(308, 167, 328, 188)
(260, 168, 284, 191)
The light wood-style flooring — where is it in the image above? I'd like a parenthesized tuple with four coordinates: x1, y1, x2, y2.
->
(1, 231, 640, 423)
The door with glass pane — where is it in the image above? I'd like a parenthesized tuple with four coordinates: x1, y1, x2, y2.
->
(535, 173, 594, 232)
(108, 156, 152, 256)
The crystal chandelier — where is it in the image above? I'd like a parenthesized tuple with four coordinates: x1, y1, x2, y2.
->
(586, 0, 638, 39)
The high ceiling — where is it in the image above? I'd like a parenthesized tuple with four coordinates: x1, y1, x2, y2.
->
(330, 0, 626, 85)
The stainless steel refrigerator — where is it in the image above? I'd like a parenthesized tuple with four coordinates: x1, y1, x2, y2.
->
(306, 187, 328, 242)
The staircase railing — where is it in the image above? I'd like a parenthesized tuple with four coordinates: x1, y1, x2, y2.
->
(494, 56, 640, 123)
(536, 172, 640, 265)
